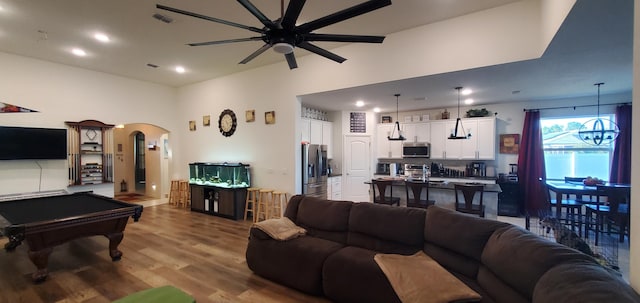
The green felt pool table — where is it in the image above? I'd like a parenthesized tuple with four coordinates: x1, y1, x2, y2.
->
(0, 191, 143, 282)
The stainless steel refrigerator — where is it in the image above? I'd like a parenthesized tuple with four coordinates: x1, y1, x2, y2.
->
(302, 144, 328, 198)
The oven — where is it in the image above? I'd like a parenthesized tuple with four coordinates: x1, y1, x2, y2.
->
(402, 142, 430, 158)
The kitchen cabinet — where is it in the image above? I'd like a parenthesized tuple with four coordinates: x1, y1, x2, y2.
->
(429, 117, 495, 160)
(376, 123, 402, 159)
(301, 118, 334, 158)
(402, 123, 431, 143)
(328, 176, 342, 200)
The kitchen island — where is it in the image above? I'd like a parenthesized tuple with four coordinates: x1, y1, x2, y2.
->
(367, 177, 501, 219)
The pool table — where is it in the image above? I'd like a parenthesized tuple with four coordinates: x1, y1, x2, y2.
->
(0, 191, 143, 282)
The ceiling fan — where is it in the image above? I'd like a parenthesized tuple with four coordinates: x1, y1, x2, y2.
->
(156, 0, 392, 69)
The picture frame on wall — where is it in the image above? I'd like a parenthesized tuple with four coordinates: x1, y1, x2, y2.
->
(500, 134, 520, 154)
(265, 111, 275, 124)
(189, 120, 196, 131)
(203, 115, 211, 126)
(246, 109, 255, 122)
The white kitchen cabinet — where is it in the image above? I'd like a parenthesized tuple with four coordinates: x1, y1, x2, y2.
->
(327, 176, 342, 200)
(301, 118, 334, 158)
(376, 123, 402, 159)
(300, 118, 311, 143)
(310, 119, 323, 144)
(429, 117, 495, 160)
(402, 123, 431, 143)
(322, 121, 333, 159)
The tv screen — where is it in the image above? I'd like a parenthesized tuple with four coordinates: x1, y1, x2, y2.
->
(0, 126, 67, 160)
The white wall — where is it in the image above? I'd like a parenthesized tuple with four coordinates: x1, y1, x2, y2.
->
(0, 52, 177, 195)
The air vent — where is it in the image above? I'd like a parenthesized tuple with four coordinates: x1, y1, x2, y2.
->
(152, 13, 173, 24)
(146, 63, 159, 68)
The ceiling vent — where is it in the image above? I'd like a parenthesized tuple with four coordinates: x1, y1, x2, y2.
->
(152, 13, 173, 24)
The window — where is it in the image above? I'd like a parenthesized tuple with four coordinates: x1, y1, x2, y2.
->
(541, 116, 614, 180)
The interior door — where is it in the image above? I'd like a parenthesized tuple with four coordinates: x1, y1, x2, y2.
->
(343, 135, 371, 202)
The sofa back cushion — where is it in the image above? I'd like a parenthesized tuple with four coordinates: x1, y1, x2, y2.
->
(347, 202, 426, 254)
(294, 195, 353, 244)
(423, 206, 509, 277)
(480, 225, 596, 300)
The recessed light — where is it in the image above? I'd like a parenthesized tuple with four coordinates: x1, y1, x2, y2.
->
(175, 66, 186, 73)
(373, 107, 381, 113)
(94, 33, 110, 43)
(355, 100, 365, 107)
(461, 88, 472, 95)
(71, 48, 87, 56)
(464, 98, 474, 105)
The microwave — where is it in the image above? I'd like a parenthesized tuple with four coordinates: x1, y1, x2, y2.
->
(402, 142, 430, 158)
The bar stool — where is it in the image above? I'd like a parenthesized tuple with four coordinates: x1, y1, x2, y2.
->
(169, 180, 181, 206)
(178, 180, 190, 208)
(256, 189, 274, 222)
(244, 188, 261, 222)
(271, 191, 288, 219)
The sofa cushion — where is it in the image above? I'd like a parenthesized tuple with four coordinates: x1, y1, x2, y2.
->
(423, 206, 509, 278)
(323, 246, 401, 303)
(295, 196, 353, 244)
(347, 202, 426, 253)
(480, 225, 596, 299)
(246, 234, 344, 295)
(477, 265, 528, 303)
(532, 262, 640, 303)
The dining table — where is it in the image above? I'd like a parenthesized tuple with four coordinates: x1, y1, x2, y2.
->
(545, 180, 631, 218)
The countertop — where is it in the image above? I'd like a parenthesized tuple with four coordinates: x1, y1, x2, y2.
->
(367, 177, 502, 193)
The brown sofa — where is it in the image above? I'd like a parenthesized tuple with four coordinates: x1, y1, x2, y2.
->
(246, 195, 640, 303)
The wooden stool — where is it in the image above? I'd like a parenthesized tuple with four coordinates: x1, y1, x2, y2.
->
(271, 191, 288, 219)
(256, 189, 274, 222)
(244, 188, 261, 222)
(178, 181, 190, 208)
(168, 180, 180, 206)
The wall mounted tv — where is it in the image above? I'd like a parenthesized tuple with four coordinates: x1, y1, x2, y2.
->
(0, 126, 67, 160)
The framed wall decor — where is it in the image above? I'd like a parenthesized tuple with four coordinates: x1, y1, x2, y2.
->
(203, 115, 211, 126)
(189, 120, 196, 131)
(265, 111, 275, 124)
(246, 109, 255, 122)
(500, 134, 520, 154)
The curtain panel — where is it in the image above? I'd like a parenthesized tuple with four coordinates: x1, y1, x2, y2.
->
(517, 111, 547, 214)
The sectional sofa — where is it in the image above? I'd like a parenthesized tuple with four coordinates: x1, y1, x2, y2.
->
(246, 195, 640, 303)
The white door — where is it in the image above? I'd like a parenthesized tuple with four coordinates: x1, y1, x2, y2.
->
(343, 135, 371, 202)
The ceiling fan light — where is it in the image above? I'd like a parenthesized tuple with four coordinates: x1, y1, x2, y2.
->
(273, 43, 294, 54)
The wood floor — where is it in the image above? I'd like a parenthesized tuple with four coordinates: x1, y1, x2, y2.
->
(0, 204, 331, 303)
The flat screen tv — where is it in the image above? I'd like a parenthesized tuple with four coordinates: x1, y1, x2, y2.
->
(0, 126, 67, 160)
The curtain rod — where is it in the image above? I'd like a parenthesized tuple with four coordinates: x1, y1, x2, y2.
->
(523, 102, 631, 112)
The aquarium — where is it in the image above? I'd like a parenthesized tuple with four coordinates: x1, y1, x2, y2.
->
(188, 162, 250, 188)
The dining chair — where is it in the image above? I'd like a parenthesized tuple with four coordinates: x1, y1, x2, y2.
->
(540, 178, 583, 233)
(404, 180, 435, 208)
(371, 179, 400, 206)
(564, 176, 597, 204)
(454, 184, 485, 217)
(584, 185, 630, 245)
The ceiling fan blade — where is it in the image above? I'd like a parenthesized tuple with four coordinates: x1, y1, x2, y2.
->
(303, 33, 385, 43)
(281, 0, 306, 30)
(298, 42, 346, 63)
(156, 4, 264, 34)
(296, 0, 391, 33)
(285, 53, 298, 69)
(237, 0, 277, 29)
(239, 43, 272, 64)
(188, 37, 264, 46)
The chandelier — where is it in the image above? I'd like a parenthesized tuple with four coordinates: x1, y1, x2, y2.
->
(448, 87, 471, 140)
(387, 94, 406, 141)
(577, 83, 619, 146)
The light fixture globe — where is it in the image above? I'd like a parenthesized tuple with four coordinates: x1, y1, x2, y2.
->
(448, 87, 471, 140)
(578, 82, 620, 146)
(272, 42, 294, 54)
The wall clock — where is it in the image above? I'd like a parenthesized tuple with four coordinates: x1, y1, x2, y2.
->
(218, 109, 237, 137)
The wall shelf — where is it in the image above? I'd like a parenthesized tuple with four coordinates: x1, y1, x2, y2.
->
(65, 120, 115, 186)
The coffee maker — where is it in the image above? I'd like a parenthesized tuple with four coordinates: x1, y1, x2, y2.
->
(469, 162, 486, 177)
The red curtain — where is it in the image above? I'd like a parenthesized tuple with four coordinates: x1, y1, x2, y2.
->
(517, 111, 547, 214)
(610, 104, 632, 184)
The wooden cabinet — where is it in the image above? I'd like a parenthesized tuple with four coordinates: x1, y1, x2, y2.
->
(190, 184, 247, 220)
(429, 117, 495, 160)
(328, 176, 342, 200)
(376, 123, 403, 159)
(65, 120, 114, 186)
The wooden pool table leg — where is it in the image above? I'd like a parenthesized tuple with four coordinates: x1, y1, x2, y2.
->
(28, 247, 53, 283)
(106, 232, 124, 261)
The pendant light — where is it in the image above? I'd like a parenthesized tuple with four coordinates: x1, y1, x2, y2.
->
(577, 83, 619, 146)
(387, 93, 406, 141)
(448, 87, 471, 140)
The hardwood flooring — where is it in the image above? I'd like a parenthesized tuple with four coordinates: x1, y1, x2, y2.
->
(0, 204, 331, 303)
